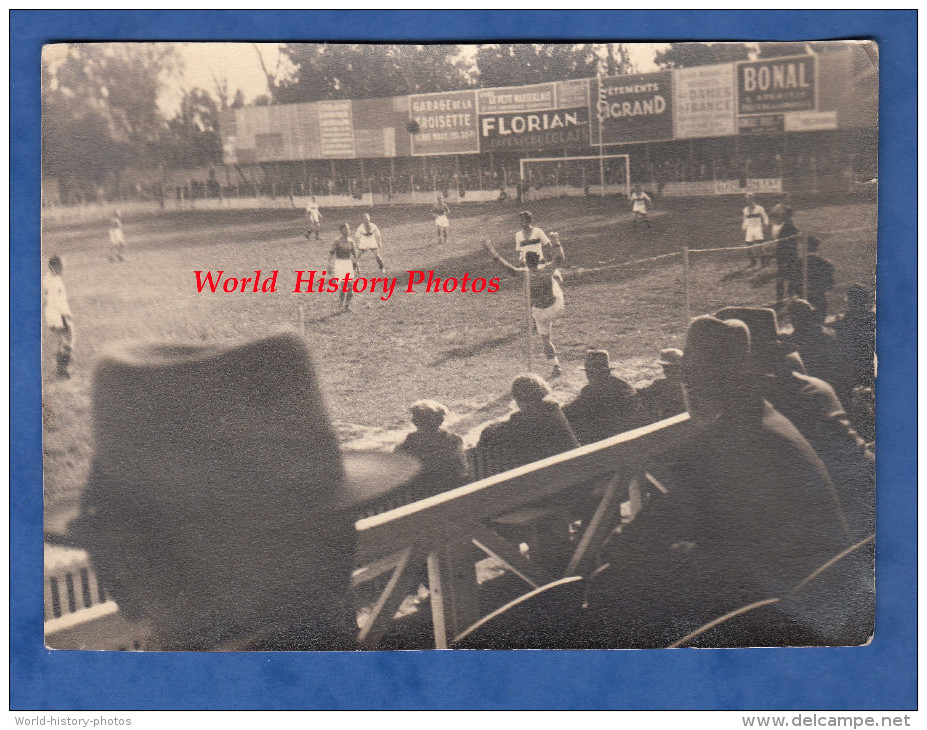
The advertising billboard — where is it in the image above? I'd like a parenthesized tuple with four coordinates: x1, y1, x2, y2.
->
(478, 107, 590, 151)
(737, 55, 817, 115)
(317, 100, 355, 158)
(673, 63, 736, 139)
(594, 71, 673, 144)
(478, 83, 555, 115)
(409, 90, 479, 156)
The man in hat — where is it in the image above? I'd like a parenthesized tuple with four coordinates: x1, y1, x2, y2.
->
(803, 235, 835, 322)
(46, 332, 418, 650)
(563, 350, 646, 445)
(484, 235, 566, 380)
(771, 204, 801, 306)
(43, 255, 74, 379)
(586, 316, 855, 648)
(741, 193, 769, 267)
(785, 298, 839, 386)
(716, 306, 805, 377)
(636, 347, 687, 424)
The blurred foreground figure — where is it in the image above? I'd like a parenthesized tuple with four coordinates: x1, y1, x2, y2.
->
(46, 332, 417, 651)
(587, 316, 859, 648)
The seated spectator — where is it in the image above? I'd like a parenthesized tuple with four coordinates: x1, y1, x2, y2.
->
(716, 306, 805, 376)
(750, 317, 874, 540)
(586, 316, 852, 648)
(803, 236, 836, 322)
(563, 350, 646, 445)
(832, 284, 876, 403)
(637, 348, 686, 423)
(44, 332, 419, 651)
(476, 373, 579, 469)
(395, 400, 468, 502)
(785, 298, 839, 385)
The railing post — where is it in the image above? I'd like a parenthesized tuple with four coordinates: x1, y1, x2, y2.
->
(431, 527, 480, 646)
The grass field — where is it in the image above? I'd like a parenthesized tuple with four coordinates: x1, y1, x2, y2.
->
(41, 193, 877, 509)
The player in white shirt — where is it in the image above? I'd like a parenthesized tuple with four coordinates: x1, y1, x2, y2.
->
(630, 186, 652, 230)
(514, 210, 551, 263)
(43, 255, 74, 379)
(108, 209, 126, 262)
(355, 213, 387, 274)
(432, 195, 450, 245)
(741, 193, 769, 267)
(305, 196, 322, 241)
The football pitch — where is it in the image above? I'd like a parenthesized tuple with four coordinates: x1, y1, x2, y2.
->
(41, 193, 876, 507)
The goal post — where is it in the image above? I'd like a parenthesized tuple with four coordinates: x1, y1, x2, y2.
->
(519, 154, 631, 200)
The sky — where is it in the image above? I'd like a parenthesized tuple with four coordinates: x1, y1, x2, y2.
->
(164, 42, 666, 116)
(45, 42, 667, 118)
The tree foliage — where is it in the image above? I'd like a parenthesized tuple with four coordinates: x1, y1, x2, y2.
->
(42, 43, 228, 196)
(42, 43, 182, 191)
(474, 44, 602, 88)
(654, 42, 753, 69)
(276, 44, 473, 103)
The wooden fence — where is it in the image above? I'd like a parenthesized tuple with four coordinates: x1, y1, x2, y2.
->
(45, 413, 693, 651)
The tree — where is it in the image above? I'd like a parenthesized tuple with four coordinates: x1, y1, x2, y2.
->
(654, 42, 753, 69)
(42, 43, 182, 197)
(475, 44, 602, 88)
(276, 44, 472, 103)
(166, 88, 222, 168)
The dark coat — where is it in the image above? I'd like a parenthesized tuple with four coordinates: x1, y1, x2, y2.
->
(762, 372, 874, 539)
(637, 376, 687, 424)
(563, 375, 646, 445)
(395, 428, 468, 500)
(805, 253, 835, 318)
(476, 400, 579, 470)
(784, 324, 839, 386)
(587, 398, 852, 647)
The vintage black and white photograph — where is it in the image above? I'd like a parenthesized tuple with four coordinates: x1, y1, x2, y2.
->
(41, 40, 878, 652)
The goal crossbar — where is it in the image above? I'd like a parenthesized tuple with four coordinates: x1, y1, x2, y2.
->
(520, 154, 631, 198)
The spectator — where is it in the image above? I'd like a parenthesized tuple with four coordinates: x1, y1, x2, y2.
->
(563, 350, 646, 445)
(785, 298, 839, 385)
(44, 332, 419, 651)
(395, 400, 468, 502)
(587, 316, 852, 648)
(637, 348, 687, 423)
(476, 374, 579, 469)
(832, 284, 876, 402)
(803, 236, 836, 322)
(716, 307, 805, 376)
(771, 204, 801, 304)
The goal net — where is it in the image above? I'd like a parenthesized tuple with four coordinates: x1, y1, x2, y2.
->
(519, 154, 631, 200)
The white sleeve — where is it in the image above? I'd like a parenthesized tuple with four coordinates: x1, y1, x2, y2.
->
(538, 228, 551, 247)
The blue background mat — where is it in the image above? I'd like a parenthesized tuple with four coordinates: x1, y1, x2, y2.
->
(11, 10, 915, 710)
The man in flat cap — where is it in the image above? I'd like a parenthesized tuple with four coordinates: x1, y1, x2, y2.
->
(637, 347, 687, 424)
(563, 350, 646, 445)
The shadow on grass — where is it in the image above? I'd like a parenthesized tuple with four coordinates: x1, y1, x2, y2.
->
(431, 330, 522, 366)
